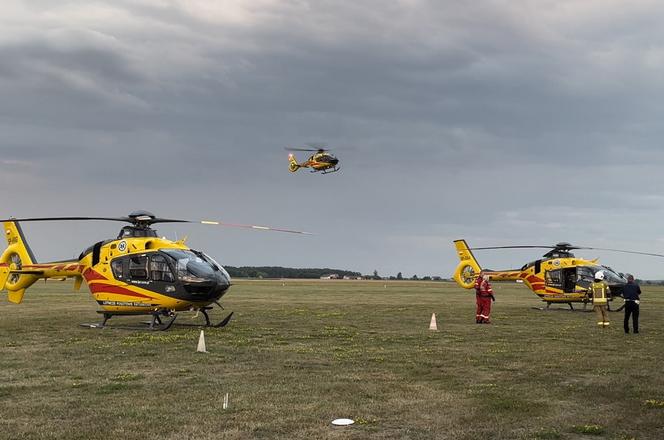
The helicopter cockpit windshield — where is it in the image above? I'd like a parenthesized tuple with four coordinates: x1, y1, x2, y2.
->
(577, 265, 626, 285)
(162, 249, 230, 286)
(599, 266, 627, 284)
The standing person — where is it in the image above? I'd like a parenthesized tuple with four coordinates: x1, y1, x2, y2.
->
(589, 271, 610, 327)
(474, 271, 495, 324)
(622, 274, 641, 334)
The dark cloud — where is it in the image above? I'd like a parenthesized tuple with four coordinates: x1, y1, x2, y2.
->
(2, 1, 664, 277)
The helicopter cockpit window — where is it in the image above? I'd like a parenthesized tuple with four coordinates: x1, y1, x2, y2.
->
(198, 251, 231, 281)
(150, 254, 174, 282)
(128, 256, 149, 280)
(600, 266, 627, 284)
(576, 266, 595, 288)
(111, 259, 124, 279)
(545, 269, 562, 288)
(162, 249, 216, 282)
(578, 265, 625, 285)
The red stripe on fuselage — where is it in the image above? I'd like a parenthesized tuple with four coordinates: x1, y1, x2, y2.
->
(527, 275, 543, 283)
(89, 283, 154, 299)
(83, 268, 107, 282)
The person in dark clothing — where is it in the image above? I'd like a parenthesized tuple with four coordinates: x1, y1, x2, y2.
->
(622, 274, 641, 334)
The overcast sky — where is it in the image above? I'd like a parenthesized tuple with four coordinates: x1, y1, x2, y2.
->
(2, 0, 664, 278)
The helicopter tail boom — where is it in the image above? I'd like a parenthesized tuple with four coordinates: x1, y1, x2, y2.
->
(0, 221, 80, 303)
(453, 239, 524, 289)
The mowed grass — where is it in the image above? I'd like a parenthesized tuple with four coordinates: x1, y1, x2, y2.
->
(1, 280, 664, 440)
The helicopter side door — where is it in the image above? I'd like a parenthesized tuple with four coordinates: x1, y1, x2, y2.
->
(110, 253, 176, 294)
(148, 254, 177, 294)
(575, 266, 595, 291)
(544, 269, 562, 290)
(111, 255, 150, 285)
(562, 268, 577, 293)
(544, 268, 579, 293)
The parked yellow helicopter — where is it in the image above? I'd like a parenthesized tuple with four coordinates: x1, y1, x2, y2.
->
(287, 146, 340, 174)
(0, 211, 310, 329)
(453, 239, 664, 310)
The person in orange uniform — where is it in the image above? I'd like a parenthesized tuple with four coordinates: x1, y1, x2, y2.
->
(475, 271, 495, 324)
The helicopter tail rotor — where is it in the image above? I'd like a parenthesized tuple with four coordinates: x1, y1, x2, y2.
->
(288, 153, 300, 172)
(0, 220, 40, 303)
(453, 239, 482, 288)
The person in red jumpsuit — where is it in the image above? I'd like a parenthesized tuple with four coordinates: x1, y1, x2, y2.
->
(475, 272, 495, 324)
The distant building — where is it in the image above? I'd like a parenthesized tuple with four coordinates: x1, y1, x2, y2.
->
(320, 274, 340, 280)
(343, 275, 363, 280)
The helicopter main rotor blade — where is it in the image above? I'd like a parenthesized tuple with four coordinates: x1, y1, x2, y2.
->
(571, 247, 664, 258)
(194, 220, 313, 235)
(468, 243, 664, 258)
(0, 215, 312, 234)
(468, 245, 556, 250)
(0, 216, 131, 223)
(147, 217, 312, 234)
(285, 147, 321, 152)
(304, 143, 328, 151)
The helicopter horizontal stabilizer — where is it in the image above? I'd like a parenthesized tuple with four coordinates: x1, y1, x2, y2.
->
(5, 269, 45, 275)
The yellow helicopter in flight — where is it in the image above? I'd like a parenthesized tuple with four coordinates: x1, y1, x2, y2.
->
(286, 146, 340, 174)
(452, 239, 663, 310)
(0, 211, 310, 329)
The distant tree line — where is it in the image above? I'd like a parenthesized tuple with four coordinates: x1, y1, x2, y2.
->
(224, 266, 362, 279)
(637, 279, 664, 285)
(224, 266, 447, 280)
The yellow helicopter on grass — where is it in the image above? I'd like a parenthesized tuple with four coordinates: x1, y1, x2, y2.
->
(452, 239, 664, 310)
(287, 146, 340, 174)
(0, 211, 310, 330)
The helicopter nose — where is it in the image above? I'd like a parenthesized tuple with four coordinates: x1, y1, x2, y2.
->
(211, 273, 231, 298)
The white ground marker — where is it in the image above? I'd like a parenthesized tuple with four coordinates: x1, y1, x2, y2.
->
(429, 313, 438, 331)
(197, 330, 207, 353)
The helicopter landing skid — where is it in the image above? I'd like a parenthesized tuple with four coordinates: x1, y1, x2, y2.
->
(80, 311, 178, 331)
(202, 308, 234, 328)
(531, 302, 592, 312)
(319, 166, 340, 175)
(166, 306, 234, 328)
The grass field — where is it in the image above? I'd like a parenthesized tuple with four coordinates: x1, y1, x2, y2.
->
(1, 279, 664, 440)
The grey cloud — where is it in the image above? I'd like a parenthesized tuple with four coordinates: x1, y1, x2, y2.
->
(2, 1, 664, 277)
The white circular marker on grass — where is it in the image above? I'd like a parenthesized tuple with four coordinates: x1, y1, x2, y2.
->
(331, 419, 354, 426)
